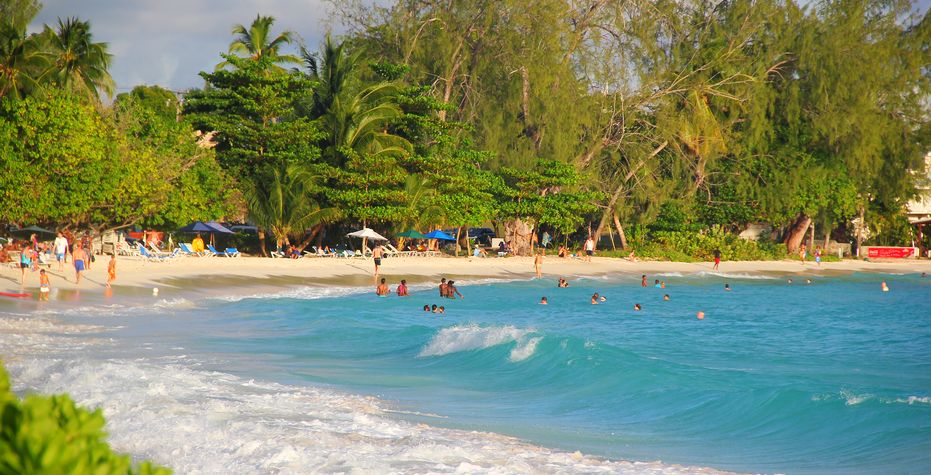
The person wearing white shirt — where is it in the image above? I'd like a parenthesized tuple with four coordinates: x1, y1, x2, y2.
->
(53, 232, 69, 272)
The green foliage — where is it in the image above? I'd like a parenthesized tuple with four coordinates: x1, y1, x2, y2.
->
(497, 159, 601, 235)
(114, 85, 179, 121)
(635, 229, 788, 262)
(0, 362, 171, 474)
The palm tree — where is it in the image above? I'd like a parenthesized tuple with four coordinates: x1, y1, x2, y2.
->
(0, 22, 48, 100)
(42, 17, 114, 100)
(217, 15, 301, 71)
(245, 164, 333, 255)
(307, 36, 412, 166)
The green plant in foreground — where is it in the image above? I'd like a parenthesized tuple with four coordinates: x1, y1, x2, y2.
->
(0, 362, 171, 475)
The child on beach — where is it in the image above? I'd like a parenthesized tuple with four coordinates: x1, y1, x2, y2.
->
(39, 269, 50, 298)
(107, 254, 116, 288)
(815, 248, 822, 266)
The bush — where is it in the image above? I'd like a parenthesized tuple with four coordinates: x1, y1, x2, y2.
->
(0, 362, 171, 474)
(627, 229, 788, 261)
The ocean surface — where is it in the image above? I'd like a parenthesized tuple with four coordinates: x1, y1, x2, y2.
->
(1, 271, 930, 474)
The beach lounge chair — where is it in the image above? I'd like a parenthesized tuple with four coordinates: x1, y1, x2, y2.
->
(385, 243, 412, 258)
(138, 244, 175, 262)
(224, 247, 241, 257)
(179, 243, 199, 256)
(204, 244, 223, 257)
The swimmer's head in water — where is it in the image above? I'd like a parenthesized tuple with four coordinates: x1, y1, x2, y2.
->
(431, 304, 438, 311)
(724, 283, 730, 290)
(634, 304, 641, 311)
(540, 297, 548, 304)
(787, 279, 793, 284)
(599, 296, 606, 302)
(697, 311, 705, 320)
(423, 305, 430, 311)
(663, 294, 670, 301)
(439, 306, 445, 313)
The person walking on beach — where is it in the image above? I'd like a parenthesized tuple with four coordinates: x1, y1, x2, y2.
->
(72, 244, 86, 285)
(815, 247, 822, 266)
(81, 232, 92, 270)
(106, 254, 117, 288)
(584, 236, 595, 262)
(534, 250, 544, 278)
(53, 232, 69, 272)
(799, 244, 807, 264)
(373, 244, 384, 275)
(712, 249, 721, 270)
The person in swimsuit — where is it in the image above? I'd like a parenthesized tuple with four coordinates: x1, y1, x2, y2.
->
(107, 254, 117, 288)
(446, 280, 463, 299)
(396, 279, 409, 296)
(38, 269, 50, 299)
(376, 277, 390, 296)
(534, 251, 543, 278)
(19, 249, 32, 285)
(641, 275, 647, 287)
(439, 278, 448, 298)
(634, 303, 641, 311)
(591, 293, 599, 305)
(373, 244, 384, 275)
(713, 249, 721, 270)
(72, 244, 86, 285)
(540, 296, 548, 305)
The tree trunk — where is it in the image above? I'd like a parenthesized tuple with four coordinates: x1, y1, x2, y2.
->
(822, 223, 831, 251)
(783, 213, 811, 254)
(855, 205, 865, 258)
(809, 222, 815, 251)
(257, 229, 267, 257)
(504, 218, 534, 256)
(296, 223, 324, 251)
(455, 226, 462, 256)
(614, 213, 628, 250)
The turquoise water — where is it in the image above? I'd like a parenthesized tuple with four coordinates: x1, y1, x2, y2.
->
(4, 272, 931, 473)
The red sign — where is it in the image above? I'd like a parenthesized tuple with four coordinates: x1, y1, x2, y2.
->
(867, 247, 916, 258)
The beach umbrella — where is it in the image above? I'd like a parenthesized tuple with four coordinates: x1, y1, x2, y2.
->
(347, 227, 389, 241)
(423, 230, 456, 241)
(205, 221, 234, 234)
(11, 225, 56, 237)
(396, 230, 427, 239)
(177, 221, 216, 233)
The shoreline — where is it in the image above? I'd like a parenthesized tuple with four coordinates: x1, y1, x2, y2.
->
(2, 255, 930, 299)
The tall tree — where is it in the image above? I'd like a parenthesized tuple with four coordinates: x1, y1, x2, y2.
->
(217, 14, 301, 71)
(41, 17, 115, 100)
(0, 0, 48, 101)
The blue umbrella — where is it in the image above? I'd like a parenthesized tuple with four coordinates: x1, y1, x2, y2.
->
(205, 221, 234, 234)
(423, 230, 456, 241)
(177, 221, 216, 233)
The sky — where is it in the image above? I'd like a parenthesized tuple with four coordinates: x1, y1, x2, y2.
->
(30, 0, 341, 94)
(28, 0, 931, 97)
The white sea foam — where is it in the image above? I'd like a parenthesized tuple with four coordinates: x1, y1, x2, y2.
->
(509, 336, 542, 362)
(694, 271, 780, 280)
(419, 324, 535, 357)
(896, 396, 931, 405)
(210, 286, 370, 303)
(5, 356, 727, 475)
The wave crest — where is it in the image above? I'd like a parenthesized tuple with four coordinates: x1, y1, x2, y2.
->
(419, 324, 537, 358)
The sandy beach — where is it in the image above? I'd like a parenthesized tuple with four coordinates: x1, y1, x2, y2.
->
(4, 254, 930, 297)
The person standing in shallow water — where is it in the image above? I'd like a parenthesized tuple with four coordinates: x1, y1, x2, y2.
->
(396, 279, 409, 296)
(376, 278, 390, 296)
(439, 278, 448, 298)
(534, 251, 544, 278)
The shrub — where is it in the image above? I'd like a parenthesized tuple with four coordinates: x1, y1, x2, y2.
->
(0, 362, 171, 474)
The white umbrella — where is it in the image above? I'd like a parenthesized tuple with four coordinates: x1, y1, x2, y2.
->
(346, 228, 389, 241)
